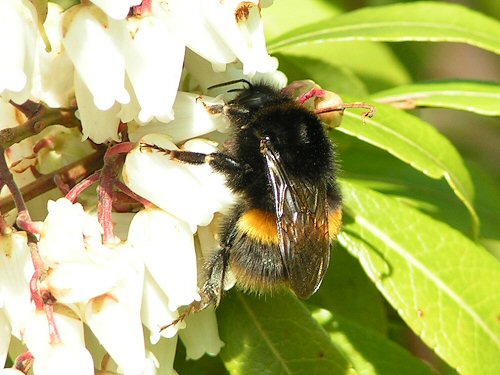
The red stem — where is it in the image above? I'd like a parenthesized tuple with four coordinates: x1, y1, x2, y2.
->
(66, 171, 101, 203)
(115, 180, 153, 208)
(97, 142, 135, 243)
(44, 303, 62, 345)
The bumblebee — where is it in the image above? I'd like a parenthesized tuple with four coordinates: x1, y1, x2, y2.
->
(145, 80, 352, 315)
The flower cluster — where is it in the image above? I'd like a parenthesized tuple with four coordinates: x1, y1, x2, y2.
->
(0, 0, 283, 374)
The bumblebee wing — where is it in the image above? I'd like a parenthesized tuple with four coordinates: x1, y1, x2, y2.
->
(260, 137, 330, 299)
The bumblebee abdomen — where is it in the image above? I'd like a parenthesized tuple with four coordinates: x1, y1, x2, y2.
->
(229, 230, 287, 294)
(329, 207, 342, 239)
(219, 207, 284, 293)
(236, 208, 279, 245)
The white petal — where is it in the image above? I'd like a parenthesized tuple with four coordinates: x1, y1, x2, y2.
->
(0, 369, 25, 375)
(32, 343, 94, 375)
(145, 336, 178, 375)
(128, 209, 199, 311)
(128, 92, 227, 144)
(142, 351, 159, 375)
(0, 0, 37, 103)
(23, 311, 85, 359)
(178, 308, 223, 360)
(31, 3, 74, 107)
(90, 0, 141, 20)
(84, 244, 145, 375)
(46, 261, 118, 303)
(183, 50, 284, 94)
(112, 212, 137, 242)
(122, 136, 217, 228)
(0, 309, 11, 368)
(63, 6, 129, 110)
(38, 199, 88, 265)
(118, 76, 141, 124)
(168, 0, 236, 66)
(0, 232, 34, 338)
(74, 71, 121, 143)
(182, 139, 235, 213)
(84, 296, 145, 375)
(141, 271, 182, 342)
(196, 223, 220, 259)
(201, 0, 277, 75)
(110, 15, 184, 123)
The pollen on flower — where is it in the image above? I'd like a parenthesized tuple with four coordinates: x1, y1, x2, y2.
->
(235, 2, 260, 23)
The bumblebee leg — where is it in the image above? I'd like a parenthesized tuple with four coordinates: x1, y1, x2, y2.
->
(201, 245, 231, 307)
(158, 245, 230, 333)
(140, 143, 246, 175)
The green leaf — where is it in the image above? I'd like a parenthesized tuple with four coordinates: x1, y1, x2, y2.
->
(275, 53, 369, 97)
(274, 41, 412, 93)
(268, 2, 500, 55)
(309, 246, 388, 334)
(174, 341, 229, 375)
(217, 291, 356, 375)
(339, 180, 500, 375)
(337, 101, 479, 236)
(335, 132, 474, 237)
(466, 161, 500, 256)
(263, 0, 341, 40)
(313, 310, 437, 375)
(371, 80, 500, 116)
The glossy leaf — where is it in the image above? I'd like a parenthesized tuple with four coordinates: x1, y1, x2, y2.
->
(263, 0, 341, 40)
(339, 181, 500, 375)
(337, 101, 479, 236)
(309, 245, 387, 334)
(268, 2, 500, 55)
(275, 53, 369, 97)
(314, 310, 437, 375)
(334, 132, 474, 237)
(275, 41, 412, 93)
(371, 80, 500, 116)
(217, 291, 356, 375)
(174, 341, 229, 375)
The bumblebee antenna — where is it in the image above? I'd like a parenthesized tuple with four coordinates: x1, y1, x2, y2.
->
(207, 79, 253, 91)
(315, 102, 376, 124)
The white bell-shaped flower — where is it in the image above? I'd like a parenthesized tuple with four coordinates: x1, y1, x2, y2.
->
(74, 71, 121, 143)
(145, 336, 178, 375)
(63, 5, 129, 111)
(32, 3, 74, 108)
(32, 343, 94, 375)
(0, 232, 34, 338)
(38, 198, 102, 266)
(178, 308, 224, 360)
(0, 0, 37, 104)
(0, 309, 11, 368)
(127, 92, 227, 144)
(128, 208, 199, 311)
(168, 0, 236, 67)
(201, 0, 277, 75)
(123, 135, 218, 228)
(110, 13, 184, 124)
(83, 243, 145, 375)
(23, 311, 87, 364)
(141, 271, 182, 342)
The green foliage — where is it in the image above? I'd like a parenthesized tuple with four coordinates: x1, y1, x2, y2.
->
(209, 1, 500, 375)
